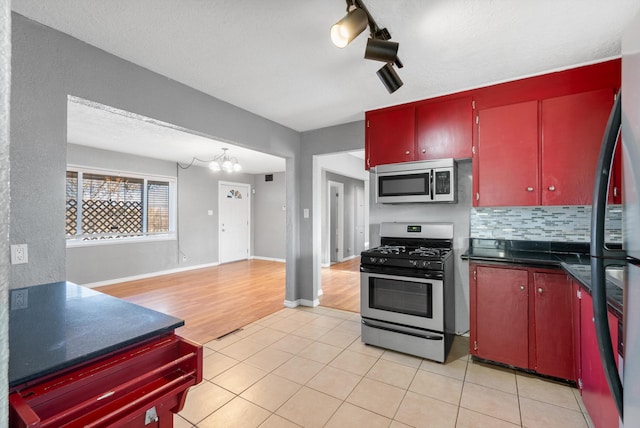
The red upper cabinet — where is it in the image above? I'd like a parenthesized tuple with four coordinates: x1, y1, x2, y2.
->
(475, 101, 539, 206)
(541, 89, 616, 205)
(365, 105, 415, 169)
(416, 96, 473, 160)
(532, 271, 574, 380)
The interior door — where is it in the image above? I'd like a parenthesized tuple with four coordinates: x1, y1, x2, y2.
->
(219, 182, 250, 264)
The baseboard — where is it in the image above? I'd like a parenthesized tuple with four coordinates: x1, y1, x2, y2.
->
(284, 298, 320, 308)
(81, 262, 220, 288)
(340, 254, 360, 262)
(251, 256, 286, 263)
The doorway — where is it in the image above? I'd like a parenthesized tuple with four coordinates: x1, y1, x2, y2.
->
(328, 180, 344, 263)
(218, 181, 251, 264)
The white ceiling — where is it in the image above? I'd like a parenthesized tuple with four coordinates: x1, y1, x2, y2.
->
(12, 0, 640, 170)
(67, 97, 287, 174)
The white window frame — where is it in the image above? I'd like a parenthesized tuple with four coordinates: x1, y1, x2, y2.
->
(66, 165, 177, 247)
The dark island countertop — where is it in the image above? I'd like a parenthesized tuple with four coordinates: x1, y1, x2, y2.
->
(463, 239, 623, 318)
(9, 281, 184, 388)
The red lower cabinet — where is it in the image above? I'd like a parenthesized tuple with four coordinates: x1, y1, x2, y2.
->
(470, 263, 575, 381)
(577, 290, 620, 428)
(9, 334, 202, 428)
(471, 264, 529, 367)
(532, 271, 574, 380)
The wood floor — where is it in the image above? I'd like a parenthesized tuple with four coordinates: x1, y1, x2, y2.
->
(97, 258, 360, 344)
(320, 257, 360, 313)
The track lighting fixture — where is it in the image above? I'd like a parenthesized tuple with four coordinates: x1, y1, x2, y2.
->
(330, 7, 368, 48)
(364, 38, 399, 63)
(377, 63, 403, 94)
(331, 0, 404, 93)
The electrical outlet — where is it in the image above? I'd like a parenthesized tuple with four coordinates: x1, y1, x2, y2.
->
(182, 255, 187, 262)
(10, 244, 28, 265)
(11, 289, 28, 310)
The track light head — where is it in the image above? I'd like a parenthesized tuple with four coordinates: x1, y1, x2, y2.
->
(377, 63, 403, 94)
(330, 7, 368, 48)
(364, 38, 399, 63)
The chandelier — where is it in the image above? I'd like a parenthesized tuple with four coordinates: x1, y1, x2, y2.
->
(208, 148, 242, 173)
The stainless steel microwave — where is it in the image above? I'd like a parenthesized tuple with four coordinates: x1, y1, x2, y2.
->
(374, 159, 457, 204)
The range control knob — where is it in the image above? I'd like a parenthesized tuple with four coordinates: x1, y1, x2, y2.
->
(379, 258, 387, 264)
(421, 260, 429, 268)
(369, 257, 377, 264)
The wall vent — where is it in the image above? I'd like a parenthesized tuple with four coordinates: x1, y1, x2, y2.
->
(265, 174, 274, 182)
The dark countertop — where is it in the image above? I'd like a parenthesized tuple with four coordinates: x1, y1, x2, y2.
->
(463, 239, 623, 318)
(561, 263, 624, 318)
(9, 281, 184, 388)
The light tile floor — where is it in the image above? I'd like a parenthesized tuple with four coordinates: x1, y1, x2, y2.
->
(175, 306, 591, 428)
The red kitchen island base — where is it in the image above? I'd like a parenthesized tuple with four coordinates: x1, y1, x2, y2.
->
(9, 334, 202, 428)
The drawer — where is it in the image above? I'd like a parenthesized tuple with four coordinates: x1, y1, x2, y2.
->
(9, 334, 202, 428)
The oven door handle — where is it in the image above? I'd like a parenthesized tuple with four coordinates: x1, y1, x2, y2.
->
(361, 319, 443, 341)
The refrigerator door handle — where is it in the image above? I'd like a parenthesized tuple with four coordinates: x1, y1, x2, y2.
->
(590, 91, 624, 420)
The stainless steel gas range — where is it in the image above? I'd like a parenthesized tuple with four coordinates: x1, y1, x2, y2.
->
(360, 222, 455, 363)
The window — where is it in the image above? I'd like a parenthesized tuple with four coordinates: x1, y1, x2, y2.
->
(66, 168, 175, 244)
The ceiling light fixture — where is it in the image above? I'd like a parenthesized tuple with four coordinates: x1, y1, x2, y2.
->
(330, 7, 368, 48)
(331, 0, 404, 94)
(209, 148, 242, 173)
(377, 63, 403, 94)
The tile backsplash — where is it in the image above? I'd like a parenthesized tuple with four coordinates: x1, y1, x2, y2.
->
(470, 205, 622, 243)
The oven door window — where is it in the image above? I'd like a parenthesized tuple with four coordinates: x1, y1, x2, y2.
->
(378, 173, 429, 197)
(369, 277, 433, 318)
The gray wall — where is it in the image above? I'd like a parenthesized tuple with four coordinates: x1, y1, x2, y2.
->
(300, 122, 365, 303)
(253, 171, 286, 261)
(66, 144, 264, 285)
(325, 171, 364, 261)
(368, 159, 473, 335)
(1, 0, 10, 424)
(10, 14, 301, 305)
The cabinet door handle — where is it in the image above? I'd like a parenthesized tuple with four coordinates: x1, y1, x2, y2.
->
(537, 287, 543, 294)
(548, 185, 555, 191)
(519, 285, 526, 291)
(526, 187, 534, 192)
(422, 149, 426, 154)
(405, 150, 411, 155)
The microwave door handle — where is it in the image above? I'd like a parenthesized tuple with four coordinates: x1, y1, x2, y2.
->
(429, 170, 434, 200)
